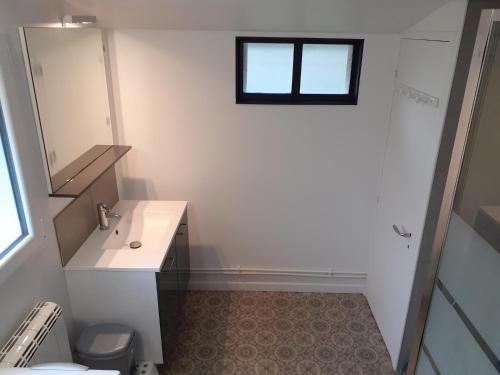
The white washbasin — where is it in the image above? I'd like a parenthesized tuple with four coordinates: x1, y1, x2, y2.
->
(64, 200, 187, 271)
(102, 211, 171, 250)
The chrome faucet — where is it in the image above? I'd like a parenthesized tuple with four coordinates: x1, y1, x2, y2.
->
(97, 203, 121, 230)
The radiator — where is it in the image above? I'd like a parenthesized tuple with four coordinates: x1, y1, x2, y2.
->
(0, 302, 72, 368)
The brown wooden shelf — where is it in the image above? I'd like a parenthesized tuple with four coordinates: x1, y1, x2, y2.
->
(51, 145, 111, 192)
(50, 145, 131, 198)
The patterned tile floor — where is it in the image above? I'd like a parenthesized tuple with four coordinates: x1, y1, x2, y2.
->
(160, 291, 396, 375)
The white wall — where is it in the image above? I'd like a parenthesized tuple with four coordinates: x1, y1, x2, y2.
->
(0, 0, 73, 346)
(109, 30, 399, 291)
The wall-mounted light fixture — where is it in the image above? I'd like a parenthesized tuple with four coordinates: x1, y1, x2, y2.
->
(61, 15, 97, 27)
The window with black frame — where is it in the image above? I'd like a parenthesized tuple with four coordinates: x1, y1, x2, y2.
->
(236, 37, 364, 105)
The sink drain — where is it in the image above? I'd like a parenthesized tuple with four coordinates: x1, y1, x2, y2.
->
(129, 241, 142, 249)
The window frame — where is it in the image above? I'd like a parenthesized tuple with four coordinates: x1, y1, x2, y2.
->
(0, 101, 28, 260)
(235, 37, 364, 105)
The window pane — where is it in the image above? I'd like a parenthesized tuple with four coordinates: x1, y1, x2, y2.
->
(0, 108, 24, 257)
(300, 44, 353, 94)
(243, 43, 294, 94)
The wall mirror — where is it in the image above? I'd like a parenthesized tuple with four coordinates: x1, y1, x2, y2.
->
(21, 27, 114, 194)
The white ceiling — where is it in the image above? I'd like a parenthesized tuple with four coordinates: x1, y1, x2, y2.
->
(62, 0, 451, 34)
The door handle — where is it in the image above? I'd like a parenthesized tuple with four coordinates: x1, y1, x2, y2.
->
(177, 224, 188, 235)
(161, 255, 176, 272)
(167, 256, 176, 271)
(393, 225, 411, 238)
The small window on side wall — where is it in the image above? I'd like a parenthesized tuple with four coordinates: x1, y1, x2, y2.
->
(236, 37, 363, 105)
(0, 101, 28, 260)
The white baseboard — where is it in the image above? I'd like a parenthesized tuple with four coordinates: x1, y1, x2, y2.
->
(188, 267, 367, 293)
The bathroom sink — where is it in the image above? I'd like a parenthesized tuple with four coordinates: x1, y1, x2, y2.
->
(64, 200, 187, 271)
(102, 211, 171, 250)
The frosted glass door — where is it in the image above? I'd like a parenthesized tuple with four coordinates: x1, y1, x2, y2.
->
(415, 21, 500, 375)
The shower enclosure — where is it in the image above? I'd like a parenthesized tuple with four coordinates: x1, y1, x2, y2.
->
(408, 9, 500, 375)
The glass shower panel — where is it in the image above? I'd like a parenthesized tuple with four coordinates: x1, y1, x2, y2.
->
(415, 21, 500, 375)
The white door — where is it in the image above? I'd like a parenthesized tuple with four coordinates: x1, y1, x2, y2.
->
(366, 38, 456, 367)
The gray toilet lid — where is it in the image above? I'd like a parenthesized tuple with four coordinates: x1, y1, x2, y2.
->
(76, 324, 134, 358)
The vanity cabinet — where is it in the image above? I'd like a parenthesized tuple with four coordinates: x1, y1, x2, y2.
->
(64, 200, 189, 365)
(156, 211, 190, 362)
(156, 242, 179, 361)
(175, 211, 190, 299)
